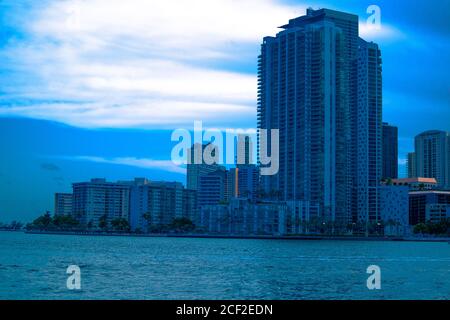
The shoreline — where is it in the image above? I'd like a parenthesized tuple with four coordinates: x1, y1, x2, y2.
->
(13, 230, 450, 242)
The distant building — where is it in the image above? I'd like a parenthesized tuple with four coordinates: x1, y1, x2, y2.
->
(407, 152, 416, 178)
(378, 186, 409, 236)
(54, 193, 73, 216)
(234, 165, 259, 202)
(129, 180, 197, 232)
(198, 168, 231, 206)
(409, 190, 450, 225)
(414, 130, 450, 188)
(186, 143, 222, 191)
(199, 199, 321, 236)
(199, 199, 288, 235)
(426, 204, 450, 224)
(391, 177, 438, 191)
(72, 178, 131, 228)
(382, 123, 398, 179)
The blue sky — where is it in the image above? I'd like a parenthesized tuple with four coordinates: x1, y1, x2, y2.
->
(0, 0, 449, 222)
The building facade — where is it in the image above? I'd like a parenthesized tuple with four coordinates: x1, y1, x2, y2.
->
(72, 178, 131, 228)
(414, 130, 450, 188)
(257, 8, 382, 227)
(407, 152, 416, 178)
(426, 204, 450, 223)
(54, 193, 73, 216)
(129, 180, 197, 232)
(382, 122, 398, 179)
(186, 143, 223, 191)
(378, 186, 409, 236)
(409, 190, 450, 225)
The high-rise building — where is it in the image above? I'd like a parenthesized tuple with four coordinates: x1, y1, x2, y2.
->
(414, 130, 450, 188)
(382, 122, 398, 179)
(356, 39, 383, 224)
(407, 152, 416, 178)
(54, 193, 73, 216)
(186, 143, 222, 191)
(257, 8, 381, 226)
(72, 178, 131, 228)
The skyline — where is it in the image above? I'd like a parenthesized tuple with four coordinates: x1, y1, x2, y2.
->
(1, 0, 450, 221)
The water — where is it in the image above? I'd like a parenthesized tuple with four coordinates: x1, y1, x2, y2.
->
(0, 231, 449, 300)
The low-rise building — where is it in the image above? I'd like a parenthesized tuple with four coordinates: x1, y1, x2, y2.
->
(378, 185, 410, 236)
(426, 204, 450, 223)
(409, 190, 450, 225)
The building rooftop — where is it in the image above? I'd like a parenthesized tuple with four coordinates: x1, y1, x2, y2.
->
(392, 177, 438, 184)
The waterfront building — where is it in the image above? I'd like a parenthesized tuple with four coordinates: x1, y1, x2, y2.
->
(72, 178, 131, 228)
(409, 190, 450, 225)
(378, 185, 410, 236)
(54, 193, 73, 216)
(199, 198, 287, 235)
(257, 8, 382, 227)
(129, 180, 197, 232)
(425, 204, 450, 223)
(382, 123, 398, 179)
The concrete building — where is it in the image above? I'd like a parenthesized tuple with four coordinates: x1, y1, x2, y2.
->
(378, 186, 409, 236)
(382, 123, 398, 179)
(409, 190, 450, 225)
(414, 130, 450, 188)
(129, 180, 197, 232)
(72, 178, 131, 228)
(54, 193, 73, 216)
(257, 8, 382, 227)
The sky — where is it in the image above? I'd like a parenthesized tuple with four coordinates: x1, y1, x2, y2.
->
(0, 0, 449, 222)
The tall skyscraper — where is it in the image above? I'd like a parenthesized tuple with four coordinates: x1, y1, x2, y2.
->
(407, 152, 417, 178)
(414, 130, 450, 188)
(382, 122, 398, 179)
(257, 8, 381, 225)
(356, 39, 382, 224)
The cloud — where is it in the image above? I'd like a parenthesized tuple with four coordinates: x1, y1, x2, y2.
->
(0, 0, 307, 129)
(359, 23, 405, 41)
(40, 163, 60, 171)
(66, 155, 185, 174)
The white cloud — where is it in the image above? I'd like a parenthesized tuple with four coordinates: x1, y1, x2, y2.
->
(1, 0, 306, 129)
(359, 23, 405, 41)
(67, 156, 186, 174)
